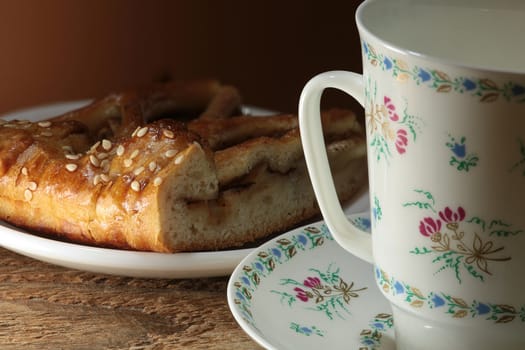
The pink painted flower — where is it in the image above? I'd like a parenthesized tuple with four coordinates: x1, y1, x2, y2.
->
(303, 277, 322, 289)
(384, 96, 399, 121)
(439, 207, 466, 223)
(395, 129, 409, 154)
(294, 287, 309, 302)
(419, 217, 442, 237)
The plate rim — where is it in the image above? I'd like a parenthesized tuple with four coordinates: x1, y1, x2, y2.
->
(0, 101, 369, 279)
(0, 101, 275, 278)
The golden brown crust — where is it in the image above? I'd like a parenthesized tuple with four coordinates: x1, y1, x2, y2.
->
(0, 80, 367, 252)
(50, 79, 241, 138)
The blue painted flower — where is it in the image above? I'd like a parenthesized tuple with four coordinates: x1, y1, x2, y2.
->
(430, 293, 445, 308)
(236, 291, 246, 302)
(362, 339, 376, 346)
(241, 276, 251, 286)
(363, 42, 369, 55)
(372, 322, 385, 330)
(418, 68, 431, 82)
(300, 327, 313, 335)
(512, 84, 525, 96)
(462, 78, 477, 91)
(254, 262, 265, 272)
(271, 248, 282, 259)
(375, 267, 381, 279)
(393, 281, 405, 295)
(383, 57, 393, 70)
(360, 217, 371, 231)
(451, 142, 466, 158)
(297, 234, 308, 246)
(475, 302, 491, 315)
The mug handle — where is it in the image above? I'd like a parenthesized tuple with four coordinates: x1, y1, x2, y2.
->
(299, 70, 373, 263)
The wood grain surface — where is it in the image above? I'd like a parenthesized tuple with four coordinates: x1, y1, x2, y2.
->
(0, 247, 262, 349)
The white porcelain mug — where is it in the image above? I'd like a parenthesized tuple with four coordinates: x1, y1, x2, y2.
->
(299, 1, 525, 349)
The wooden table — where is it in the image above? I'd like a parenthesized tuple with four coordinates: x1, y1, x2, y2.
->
(0, 247, 261, 349)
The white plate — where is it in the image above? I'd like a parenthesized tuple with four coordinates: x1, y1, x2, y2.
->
(227, 214, 395, 350)
(0, 101, 369, 279)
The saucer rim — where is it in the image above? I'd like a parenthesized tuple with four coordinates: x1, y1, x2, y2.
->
(227, 216, 395, 350)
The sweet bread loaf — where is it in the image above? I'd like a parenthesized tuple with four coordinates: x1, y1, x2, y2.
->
(0, 80, 367, 252)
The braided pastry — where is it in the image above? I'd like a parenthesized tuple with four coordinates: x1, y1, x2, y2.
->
(0, 80, 367, 252)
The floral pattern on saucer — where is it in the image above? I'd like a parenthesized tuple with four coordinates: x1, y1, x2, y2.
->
(227, 215, 395, 350)
(360, 313, 395, 349)
(271, 262, 368, 320)
(231, 224, 333, 329)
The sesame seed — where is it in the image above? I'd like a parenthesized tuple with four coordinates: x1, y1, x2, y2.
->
(89, 155, 100, 167)
(174, 154, 185, 165)
(133, 166, 145, 176)
(90, 141, 101, 152)
(100, 174, 110, 182)
(148, 161, 157, 172)
(40, 131, 53, 137)
(97, 152, 108, 160)
(123, 159, 133, 167)
(163, 129, 174, 138)
(131, 126, 141, 137)
(21, 167, 28, 176)
(131, 180, 140, 192)
(62, 145, 73, 152)
(65, 163, 78, 172)
(102, 139, 112, 151)
(38, 121, 51, 128)
(130, 150, 139, 159)
(165, 149, 177, 158)
(27, 181, 37, 191)
(65, 154, 80, 160)
(153, 177, 162, 186)
(24, 189, 33, 201)
(116, 145, 125, 156)
(100, 159, 110, 172)
(136, 126, 148, 138)
(93, 175, 101, 186)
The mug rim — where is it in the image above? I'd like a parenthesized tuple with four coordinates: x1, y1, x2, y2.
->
(355, 0, 525, 75)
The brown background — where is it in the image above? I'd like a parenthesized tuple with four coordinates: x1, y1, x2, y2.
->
(0, 2, 365, 348)
(0, 0, 363, 115)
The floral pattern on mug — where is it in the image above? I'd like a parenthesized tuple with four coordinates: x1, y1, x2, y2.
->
(446, 135, 479, 172)
(365, 79, 422, 163)
(372, 195, 382, 227)
(510, 138, 525, 176)
(271, 263, 367, 320)
(376, 268, 525, 323)
(363, 41, 525, 103)
(404, 189, 522, 283)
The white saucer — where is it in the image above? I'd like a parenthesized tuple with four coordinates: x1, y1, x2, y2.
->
(227, 214, 395, 350)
